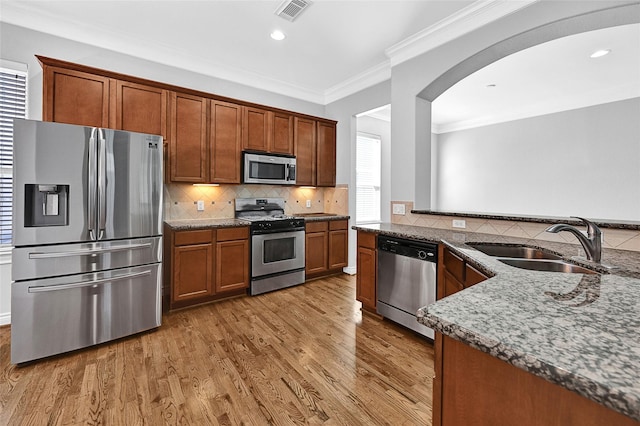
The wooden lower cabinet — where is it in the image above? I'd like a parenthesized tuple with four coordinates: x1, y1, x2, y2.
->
(433, 334, 639, 426)
(305, 219, 348, 279)
(165, 225, 249, 310)
(356, 230, 377, 312)
(438, 245, 488, 300)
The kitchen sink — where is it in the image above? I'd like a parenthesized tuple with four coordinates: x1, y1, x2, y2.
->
(468, 243, 562, 260)
(497, 258, 598, 274)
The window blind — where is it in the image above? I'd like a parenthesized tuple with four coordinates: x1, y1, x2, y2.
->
(0, 64, 28, 245)
(356, 133, 381, 223)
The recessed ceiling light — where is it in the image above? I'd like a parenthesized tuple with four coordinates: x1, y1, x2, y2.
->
(590, 49, 611, 58)
(270, 30, 286, 41)
(486, 84, 497, 88)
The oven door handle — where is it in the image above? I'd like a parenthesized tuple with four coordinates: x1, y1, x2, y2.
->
(251, 227, 305, 235)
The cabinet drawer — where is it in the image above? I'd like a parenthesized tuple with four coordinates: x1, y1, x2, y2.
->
(217, 226, 249, 242)
(174, 229, 213, 246)
(306, 221, 328, 233)
(329, 220, 348, 230)
(357, 231, 377, 249)
(443, 248, 465, 283)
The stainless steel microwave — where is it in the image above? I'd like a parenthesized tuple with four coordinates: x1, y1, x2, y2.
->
(243, 152, 296, 185)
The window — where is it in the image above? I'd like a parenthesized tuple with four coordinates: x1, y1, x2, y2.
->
(0, 61, 28, 245)
(356, 133, 381, 223)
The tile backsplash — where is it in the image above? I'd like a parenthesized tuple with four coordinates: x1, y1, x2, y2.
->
(390, 201, 640, 253)
(164, 184, 349, 220)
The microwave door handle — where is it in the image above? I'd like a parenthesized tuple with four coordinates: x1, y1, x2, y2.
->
(88, 128, 98, 240)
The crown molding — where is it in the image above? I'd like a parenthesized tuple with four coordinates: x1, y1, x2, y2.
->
(385, 0, 539, 67)
(324, 60, 391, 104)
(432, 90, 640, 134)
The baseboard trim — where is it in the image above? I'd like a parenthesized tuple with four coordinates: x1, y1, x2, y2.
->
(0, 312, 11, 326)
(343, 266, 356, 275)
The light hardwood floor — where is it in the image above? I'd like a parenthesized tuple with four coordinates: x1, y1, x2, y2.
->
(0, 274, 434, 425)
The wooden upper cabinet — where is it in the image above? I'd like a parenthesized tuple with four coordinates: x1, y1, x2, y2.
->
(210, 100, 242, 184)
(317, 121, 336, 187)
(294, 117, 317, 186)
(43, 66, 111, 128)
(242, 106, 270, 152)
(272, 112, 294, 155)
(115, 81, 168, 139)
(169, 92, 208, 183)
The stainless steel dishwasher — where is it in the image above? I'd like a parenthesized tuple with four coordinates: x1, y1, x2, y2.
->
(377, 236, 437, 339)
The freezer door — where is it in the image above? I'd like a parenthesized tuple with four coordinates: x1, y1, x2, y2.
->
(11, 263, 162, 364)
(12, 119, 97, 246)
(99, 129, 162, 240)
(12, 236, 162, 281)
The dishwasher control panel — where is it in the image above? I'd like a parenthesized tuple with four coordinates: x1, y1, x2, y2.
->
(377, 236, 437, 262)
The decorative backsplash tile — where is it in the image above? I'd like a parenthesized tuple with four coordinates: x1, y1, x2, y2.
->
(164, 184, 349, 220)
(390, 201, 640, 252)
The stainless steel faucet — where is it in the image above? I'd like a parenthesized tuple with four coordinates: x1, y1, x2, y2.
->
(546, 217, 602, 263)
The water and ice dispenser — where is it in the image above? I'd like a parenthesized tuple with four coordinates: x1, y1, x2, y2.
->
(24, 184, 69, 227)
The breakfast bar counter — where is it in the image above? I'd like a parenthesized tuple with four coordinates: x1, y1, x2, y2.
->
(354, 223, 640, 422)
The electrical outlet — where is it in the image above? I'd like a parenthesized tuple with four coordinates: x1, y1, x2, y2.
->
(452, 219, 466, 229)
(196, 200, 205, 211)
(306, 200, 311, 208)
(392, 204, 406, 215)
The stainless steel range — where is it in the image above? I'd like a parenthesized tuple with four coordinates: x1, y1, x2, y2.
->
(235, 198, 305, 295)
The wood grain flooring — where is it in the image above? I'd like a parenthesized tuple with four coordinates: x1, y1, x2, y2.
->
(0, 274, 434, 425)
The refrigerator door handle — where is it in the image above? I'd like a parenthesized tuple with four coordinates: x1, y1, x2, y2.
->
(88, 128, 98, 240)
(28, 270, 152, 293)
(27, 242, 153, 259)
(97, 128, 107, 239)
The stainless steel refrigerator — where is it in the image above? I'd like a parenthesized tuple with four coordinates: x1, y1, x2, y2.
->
(11, 119, 163, 364)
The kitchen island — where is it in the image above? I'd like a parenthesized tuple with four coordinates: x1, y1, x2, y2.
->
(354, 223, 640, 424)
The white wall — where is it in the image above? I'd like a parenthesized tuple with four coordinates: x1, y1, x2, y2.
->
(356, 115, 391, 223)
(434, 98, 640, 220)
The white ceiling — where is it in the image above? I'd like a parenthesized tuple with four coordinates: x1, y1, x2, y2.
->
(1, 0, 638, 128)
(1, 0, 535, 104)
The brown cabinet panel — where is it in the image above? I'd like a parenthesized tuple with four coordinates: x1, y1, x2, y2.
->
(43, 67, 110, 127)
(316, 121, 336, 187)
(210, 100, 242, 183)
(328, 229, 348, 270)
(305, 221, 328, 233)
(437, 335, 638, 426)
(465, 263, 487, 287)
(174, 229, 213, 246)
(115, 81, 167, 139)
(169, 92, 208, 183)
(242, 106, 270, 152)
(356, 245, 377, 311)
(306, 231, 328, 275)
(442, 269, 464, 298)
(294, 117, 316, 186)
(217, 226, 249, 241)
(272, 112, 294, 155)
(443, 248, 465, 283)
(216, 239, 249, 293)
(173, 242, 214, 302)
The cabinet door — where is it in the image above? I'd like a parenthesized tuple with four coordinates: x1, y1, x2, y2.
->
(210, 100, 242, 183)
(272, 112, 294, 155)
(316, 121, 336, 187)
(294, 117, 316, 186)
(328, 222, 348, 269)
(465, 263, 487, 287)
(216, 239, 249, 293)
(306, 231, 328, 275)
(43, 66, 110, 127)
(242, 106, 270, 152)
(173, 243, 213, 302)
(115, 80, 167, 139)
(169, 92, 208, 183)
(356, 245, 377, 310)
(442, 269, 464, 298)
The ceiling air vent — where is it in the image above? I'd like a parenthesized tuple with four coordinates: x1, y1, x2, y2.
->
(275, 0, 310, 22)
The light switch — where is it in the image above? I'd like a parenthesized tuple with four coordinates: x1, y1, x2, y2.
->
(197, 200, 205, 211)
(306, 200, 311, 208)
(452, 219, 466, 228)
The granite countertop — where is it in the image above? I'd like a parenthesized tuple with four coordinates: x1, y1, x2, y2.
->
(354, 223, 640, 421)
(164, 218, 250, 230)
(295, 213, 350, 222)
